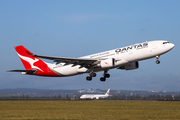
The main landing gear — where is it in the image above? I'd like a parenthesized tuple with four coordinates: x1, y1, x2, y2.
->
(100, 70, 110, 82)
(86, 70, 110, 82)
(156, 56, 160, 64)
(86, 72, 96, 81)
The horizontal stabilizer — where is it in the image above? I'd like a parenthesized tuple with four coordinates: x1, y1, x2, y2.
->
(7, 70, 37, 74)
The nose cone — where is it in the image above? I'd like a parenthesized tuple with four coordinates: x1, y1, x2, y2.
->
(170, 43, 175, 50)
(165, 43, 175, 52)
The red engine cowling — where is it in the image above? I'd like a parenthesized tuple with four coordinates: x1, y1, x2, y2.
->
(119, 62, 139, 70)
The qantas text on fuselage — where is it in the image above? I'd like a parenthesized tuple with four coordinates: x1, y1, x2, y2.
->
(8, 40, 174, 81)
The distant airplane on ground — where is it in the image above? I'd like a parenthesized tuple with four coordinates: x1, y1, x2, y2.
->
(8, 40, 174, 81)
(80, 89, 110, 100)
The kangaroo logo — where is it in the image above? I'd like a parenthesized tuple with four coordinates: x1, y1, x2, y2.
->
(17, 53, 43, 72)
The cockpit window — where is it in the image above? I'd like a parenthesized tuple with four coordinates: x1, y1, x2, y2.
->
(163, 42, 169, 44)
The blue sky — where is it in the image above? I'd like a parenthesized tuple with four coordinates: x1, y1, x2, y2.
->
(0, 0, 180, 91)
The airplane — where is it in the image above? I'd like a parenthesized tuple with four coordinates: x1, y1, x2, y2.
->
(8, 40, 174, 81)
(80, 89, 110, 100)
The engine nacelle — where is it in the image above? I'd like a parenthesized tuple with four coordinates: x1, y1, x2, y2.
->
(119, 62, 139, 70)
(99, 58, 115, 68)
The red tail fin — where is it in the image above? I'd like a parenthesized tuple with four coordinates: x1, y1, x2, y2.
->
(14, 45, 59, 76)
(15, 45, 36, 70)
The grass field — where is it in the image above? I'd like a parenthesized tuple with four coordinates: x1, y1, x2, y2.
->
(0, 100, 180, 120)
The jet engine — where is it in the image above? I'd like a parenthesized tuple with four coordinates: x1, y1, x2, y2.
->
(98, 58, 115, 68)
(119, 62, 139, 70)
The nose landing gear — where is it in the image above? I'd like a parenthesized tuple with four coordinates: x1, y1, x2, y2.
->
(156, 56, 160, 64)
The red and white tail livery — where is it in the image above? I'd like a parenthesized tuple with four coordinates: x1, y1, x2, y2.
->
(8, 40, 174, 82)
(9, 45, 59, 76)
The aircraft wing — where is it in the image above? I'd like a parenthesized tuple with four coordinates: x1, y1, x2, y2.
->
(32, 54, 99, 68)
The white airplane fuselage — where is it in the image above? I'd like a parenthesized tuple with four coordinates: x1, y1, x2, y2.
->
(80, 89, 110, 99)
(80, 94, 109, 100)
(47, 40, 174, 76)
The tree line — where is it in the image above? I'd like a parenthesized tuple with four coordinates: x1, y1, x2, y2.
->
(105, 94, 180, 100)
(0, 94, 180, 100)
